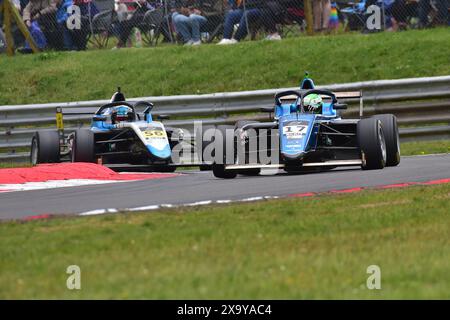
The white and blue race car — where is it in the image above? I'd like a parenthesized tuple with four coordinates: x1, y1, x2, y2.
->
(30, 89, 183, 172)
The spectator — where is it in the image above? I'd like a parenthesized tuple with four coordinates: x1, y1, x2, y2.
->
(71, 0, 99, 51)
(390, 0, 418, 31)
(196, 0, 226, 42)
(261, 1, 283, 40)
(22, 0, 62, 50)
(56, 0, 75, 50)
(113, 0, 154, 49)
(171, 0, 207, 45)
(418, 0, 449, 27)
(217, 0, 274, 45)
(312, 0, 331, 32)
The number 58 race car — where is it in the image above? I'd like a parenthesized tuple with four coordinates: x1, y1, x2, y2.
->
(207, 76, 400, 179)
(30, 89, 184, 172)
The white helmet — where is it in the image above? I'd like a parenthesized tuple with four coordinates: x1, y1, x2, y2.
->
(303, 94, 323, 113)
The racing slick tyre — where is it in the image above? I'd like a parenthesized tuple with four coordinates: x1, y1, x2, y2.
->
(71, 129, 95, 163)
(357, 118, 387, 170)
(372, 114, 400, 167)
(196, 125, 216, 171)
(212, 125, 237, 179)
(30, 131, 60, 165)
(235, 121, 261, 176)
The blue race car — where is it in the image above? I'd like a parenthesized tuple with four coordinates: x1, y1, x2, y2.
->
(209, 75, 400, 179)
(31, 89, 183, 172)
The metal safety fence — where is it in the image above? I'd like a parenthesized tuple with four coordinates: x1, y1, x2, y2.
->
(1, 75, 449, 161)
(1, 0, 448, 55)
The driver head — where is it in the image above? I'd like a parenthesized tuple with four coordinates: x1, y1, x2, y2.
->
(111, 105, 133, 124)
(303, 94, 323, 113)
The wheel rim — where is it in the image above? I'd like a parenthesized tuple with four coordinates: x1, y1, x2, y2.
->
(31, 138, 38, 165)
(70, 138, 76, 162)
(396, 131, 401, 157)
(379, 124, 387, 164)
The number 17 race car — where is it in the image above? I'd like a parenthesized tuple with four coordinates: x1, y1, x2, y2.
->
(30, 89, 183, 172)
(209, 76, 400, 179)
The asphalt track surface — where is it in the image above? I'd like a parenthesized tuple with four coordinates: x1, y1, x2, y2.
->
(1, 154, 449, 220)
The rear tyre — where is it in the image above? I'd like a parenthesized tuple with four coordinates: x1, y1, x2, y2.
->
(30, 131, 60, 165)
(372, 114, 400, 167)
(212, 125, 237, 179)
(357, 118, 387, 170)
(71, 129, 95, 163)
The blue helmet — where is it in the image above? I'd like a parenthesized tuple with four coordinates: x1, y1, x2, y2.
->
(111, 106, 134, 123)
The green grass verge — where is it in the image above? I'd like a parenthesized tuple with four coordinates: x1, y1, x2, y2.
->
(1, 28, 449, 105)
(1, 183, 449, 299)
(0, 162, 31, 168)
(400, 139, 450, 156)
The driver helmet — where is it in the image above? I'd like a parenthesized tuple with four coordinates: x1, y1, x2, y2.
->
(111, 106, 133, 124)
(303, 94, 323, 113)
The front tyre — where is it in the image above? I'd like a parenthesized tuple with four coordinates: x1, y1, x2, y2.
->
(372, 114, 400, 167)
(212, 125, 237, 179)
(357, 118, 387, 170)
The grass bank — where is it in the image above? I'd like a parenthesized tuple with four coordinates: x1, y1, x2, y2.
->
(0, 183, 449, 299)
(1, 28, 449, 105)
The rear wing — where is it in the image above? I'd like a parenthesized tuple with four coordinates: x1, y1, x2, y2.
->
(279, 90, 364, 117)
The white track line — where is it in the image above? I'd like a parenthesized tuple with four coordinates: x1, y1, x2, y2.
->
(0, 179, 131, 192)
(77, 196, 277, 216)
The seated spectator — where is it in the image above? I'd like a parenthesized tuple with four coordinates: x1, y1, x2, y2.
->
(113, 0, 155, 49)
(217, 0, 280, 45)
(390, 0, 418, 31)
(196, 0, 225, 42)
(22, 0, 62, 50)
(71, 0, 99, 50)
(312, 0, 331, 32)
(56, 0, 74, 50)
(171, 0, 208, 45)
(262, 1, 283, 40)
(418, 0, 449, 27)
